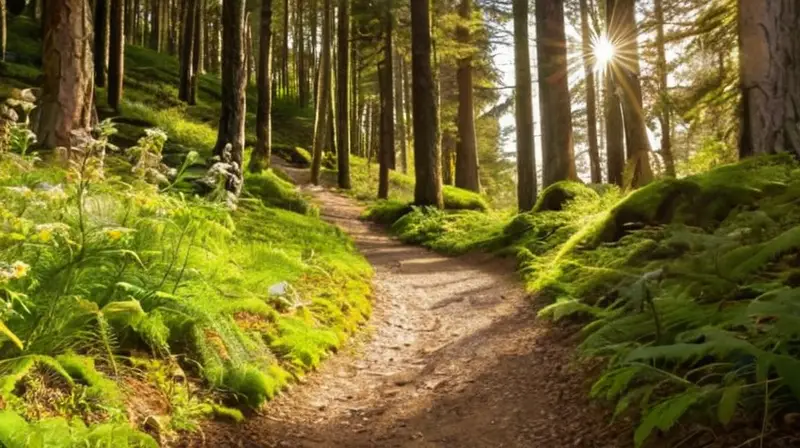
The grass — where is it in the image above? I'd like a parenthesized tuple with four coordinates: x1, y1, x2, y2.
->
(0, 15, 372, 443)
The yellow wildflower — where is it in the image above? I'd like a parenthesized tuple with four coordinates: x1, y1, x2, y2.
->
(11, 261, 29, 279)
(106, 229, 124, 241)
(37, 228, 53, 243)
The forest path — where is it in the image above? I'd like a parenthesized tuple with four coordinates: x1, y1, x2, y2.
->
(199, 170, 631, 447)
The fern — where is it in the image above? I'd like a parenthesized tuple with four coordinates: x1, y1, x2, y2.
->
(634, 391, 700, 447)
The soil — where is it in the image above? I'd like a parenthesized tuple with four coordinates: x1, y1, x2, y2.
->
(189, 175, 636, 448)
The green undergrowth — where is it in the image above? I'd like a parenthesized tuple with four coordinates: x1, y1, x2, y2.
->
(0, 17, 369, 443)
(0, 152, 371, 428)
(326, 156, 489, 213)
(372, 155, 800, 445)
(243, 170, 317, 216)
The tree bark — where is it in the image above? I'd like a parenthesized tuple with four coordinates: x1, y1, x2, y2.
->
(94, 0, 109, 87)
(378, 8, 394, 199)
(132, 0, 139, 45)
(149, 0, 160, 50)
(282, 0, 289, 96)
(579, 0, 601, 183)
(394, 50, 408, 173)
(454, 0, 480, 192)
(250, 0, 273, 173)
(0, 0, 5, 62)
(298, 0, 308, 107)
(608, 0, 652, 187)
(513, 0, 536, 211)
(336, 0, 351, 188)
(245, 13, 254, 85)
(213, 0, 247, 181)
(35, 0, 94, 151)
(738, 0, 800, 158)
(178, 0, 196, 103)
(605, 65, 625, 186)
(442, 132, 455, 185)
(310, 0, 332, 184)
(403, 55, 412, 163)
(108, 0, 124, 110)
(410, 0, 443, 207)
(208, 5, 220, 73)
(654, 0, 674, 176)
(535, 0, 576, 187)
(193, 0, 205, 76)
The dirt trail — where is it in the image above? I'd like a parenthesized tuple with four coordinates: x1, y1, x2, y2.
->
(198, 181, 632, 447)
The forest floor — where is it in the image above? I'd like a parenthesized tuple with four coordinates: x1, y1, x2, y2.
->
(189, 163, 634, 448)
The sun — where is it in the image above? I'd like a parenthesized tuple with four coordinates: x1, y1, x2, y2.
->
(592, 35, 616, 72)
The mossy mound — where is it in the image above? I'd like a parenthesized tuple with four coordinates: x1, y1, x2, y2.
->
(362, 200, 413, 226)
(533, 181, 598, 213)
(589, 156, 795, 246)
(244, 170, 317, 216)
(272, 145, 312, 167)
(443, 186, 489, 211)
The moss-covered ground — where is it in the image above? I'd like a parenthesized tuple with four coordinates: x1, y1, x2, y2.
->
(0, 15, 371, 445)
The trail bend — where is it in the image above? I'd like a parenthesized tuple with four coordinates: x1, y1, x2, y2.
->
(197, 181, 630, 448)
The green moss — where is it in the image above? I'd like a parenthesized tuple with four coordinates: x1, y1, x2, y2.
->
(55, 353, 123, 407)
(442, 186, 489, 211)
(244, 170, 317, 215)
(361, 200, 413, 225)
(209, 405, 245, 423)
(533, 181, 599, 213)
(272, 145, 312, 167)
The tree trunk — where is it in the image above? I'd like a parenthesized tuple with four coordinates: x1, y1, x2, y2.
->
(35, 0, 94, 151)
(310, 0, 317, 104)
(108, 0, 124, 110)
(513, 0, 536, 211)
(132, 0, 139, 45)
(245, 13, 254, 85)
(282, 0, 289, 96)
(394, 50, 408, 173)
(535, 0, 576, 187)
(609, 0, 652, 187)
(605, 66, 625, 186)
(0, 0, 5, 62)
(378, 8, 394, 199)
(213, 0, 247, 184)
(410, 0, 443, 207)
(310, 0, 331, 184)
(579, 0, 601, 183)
(169, 0, 179, 54)
(351, 28, 359, 155)
(738, 0, 800, 158)
(208, 6, 220, 73)
(298, 0, 308, 107)
(250, 0, 273, 173)
(454, 0, 480, 192)
(654, 0, 674, 176)
(442, 132, 455, 185)
(149, 0, 160, 50)
(94, 0, 109, 87)
(178, 0, 195, 103)
(193, 0, 205, 77)
(125, 0, 133, 44)
(336, 0, 351, 188)
(403, 55, 412, 163)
